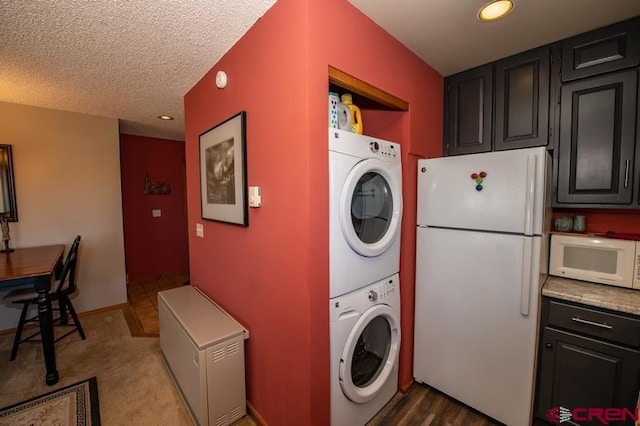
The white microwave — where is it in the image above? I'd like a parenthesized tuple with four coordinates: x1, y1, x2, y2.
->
(549, 234, 640, 290)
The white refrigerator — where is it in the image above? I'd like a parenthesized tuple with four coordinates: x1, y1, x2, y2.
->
(414, 147, 551, 426)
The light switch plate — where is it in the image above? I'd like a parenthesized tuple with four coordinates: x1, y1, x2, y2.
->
(196, 223, 204, 238)
(249, 186, 261, 207)
(152, 209, 161, 217)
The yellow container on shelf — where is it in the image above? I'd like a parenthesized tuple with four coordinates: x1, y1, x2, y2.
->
(340, 93, 363, 134)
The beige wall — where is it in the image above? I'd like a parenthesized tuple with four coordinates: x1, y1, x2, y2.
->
(0, 101, 127, 331)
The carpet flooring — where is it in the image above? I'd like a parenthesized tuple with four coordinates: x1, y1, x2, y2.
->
(0, 309, 193, 425)
(0, 377, 100, 426)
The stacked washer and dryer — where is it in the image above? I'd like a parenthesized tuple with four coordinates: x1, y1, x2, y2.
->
(328, 128, 403, 426)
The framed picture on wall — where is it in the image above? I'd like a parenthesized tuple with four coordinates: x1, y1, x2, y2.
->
(199, 111, 248, 226)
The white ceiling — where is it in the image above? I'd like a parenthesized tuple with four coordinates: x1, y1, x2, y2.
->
(349, 0, 640, 77)
(1, 1, 639, 141)
(0, 0, 277, 141)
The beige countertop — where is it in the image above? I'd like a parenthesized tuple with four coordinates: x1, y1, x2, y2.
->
(543, 275, 640, 316)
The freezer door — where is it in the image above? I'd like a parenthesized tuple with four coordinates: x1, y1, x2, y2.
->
(417, 147, 548, 235)
(414, 227, 542, 426)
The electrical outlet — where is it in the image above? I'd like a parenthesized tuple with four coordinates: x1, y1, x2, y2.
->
(152, 209, 161, 217)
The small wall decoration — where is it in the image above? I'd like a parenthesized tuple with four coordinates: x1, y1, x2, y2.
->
(199, 111, 248, 226)
(143, 171, 171, 195)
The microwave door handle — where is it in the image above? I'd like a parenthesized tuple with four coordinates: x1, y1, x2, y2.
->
(520, 238, 533, 316)
(523, 154, 536, 236)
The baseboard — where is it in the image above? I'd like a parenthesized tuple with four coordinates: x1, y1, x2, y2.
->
(247, 400, 268, 426)
(78, 303, 129, 318)
(399, 378, 414, 394)
(0, 302, 129, 336)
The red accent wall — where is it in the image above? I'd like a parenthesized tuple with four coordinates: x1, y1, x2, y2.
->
(184, 0, 442, 424)
(120, 134, 188, 281)
(553, 208, 640, 235)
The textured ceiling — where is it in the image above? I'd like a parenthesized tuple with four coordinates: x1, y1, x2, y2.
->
(0, 0, 276, 141)
(2, 1, 640, 141)
(349, 0, 640, 77)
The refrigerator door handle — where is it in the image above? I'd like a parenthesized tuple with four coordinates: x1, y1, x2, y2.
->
(523, 154, 536, 236)
(520, 238, 533, 316)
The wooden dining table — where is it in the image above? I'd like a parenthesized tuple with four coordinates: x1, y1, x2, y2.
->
(0, 244, 65, 386)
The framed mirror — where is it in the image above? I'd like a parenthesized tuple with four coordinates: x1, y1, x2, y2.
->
(0, 145, 18, 222)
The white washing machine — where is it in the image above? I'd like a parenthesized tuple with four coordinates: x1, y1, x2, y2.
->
(329, 129, 403, 298)
(330, 274, 401, 426)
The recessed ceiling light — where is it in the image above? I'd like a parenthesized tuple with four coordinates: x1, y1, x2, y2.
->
(157, 115, 174, 121)
(478, 0, 514, 22)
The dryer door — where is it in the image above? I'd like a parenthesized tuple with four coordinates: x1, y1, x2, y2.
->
(340, 158, 402, 257)
(339, 304, 400, 404)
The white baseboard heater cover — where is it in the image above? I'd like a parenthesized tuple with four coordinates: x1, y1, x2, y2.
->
(158, 286, 249, 426)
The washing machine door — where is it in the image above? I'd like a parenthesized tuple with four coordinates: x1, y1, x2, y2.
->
(339, 158, 402, 257)
(339, 304, 400, 404)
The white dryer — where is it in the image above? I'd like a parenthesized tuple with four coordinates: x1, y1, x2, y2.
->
(329, 129, 403, 298)
(330, 274, 401, 426)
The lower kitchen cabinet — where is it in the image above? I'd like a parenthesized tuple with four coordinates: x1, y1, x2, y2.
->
(535, 298, 640, 425)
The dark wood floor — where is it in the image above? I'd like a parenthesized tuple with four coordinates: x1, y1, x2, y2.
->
(368, 382, 502, 426)
(124, 273, 188, 336)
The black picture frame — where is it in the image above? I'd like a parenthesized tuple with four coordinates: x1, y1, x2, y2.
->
(199, 112, 248, 226)
(0, 144, 18, 222)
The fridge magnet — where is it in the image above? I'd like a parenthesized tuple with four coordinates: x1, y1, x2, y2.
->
(199, 111, 248, 226)
(470, 171, 487, 191)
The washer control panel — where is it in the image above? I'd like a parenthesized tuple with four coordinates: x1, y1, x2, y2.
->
(371, 278, 397, 301)
(330, 275, 399, 319)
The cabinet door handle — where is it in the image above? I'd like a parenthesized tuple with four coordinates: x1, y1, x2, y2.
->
(571, 316, 613, 330)
(624, 159, 630, 188)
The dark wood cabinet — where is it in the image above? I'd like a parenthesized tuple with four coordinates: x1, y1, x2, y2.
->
(444, 64, 493, 156)
(494, 46, 550, 151)
(555, 70, 638, 205)
(535, 299, 640, 426)
(444, 47, 551, 156)
(561, 18, 640, 82)
(442, 16, 640, 208)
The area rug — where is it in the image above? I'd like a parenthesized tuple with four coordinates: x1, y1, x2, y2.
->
(0, 377, 100, 426)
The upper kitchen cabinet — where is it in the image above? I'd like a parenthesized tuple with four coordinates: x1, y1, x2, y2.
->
(554, 17, 640, 208)
(494, 47, 550, 151)
(561, 17, 640, 82)
(444, 47, 551, 156)
(444, 64, 493, 156)
(555, 70, 638, 206)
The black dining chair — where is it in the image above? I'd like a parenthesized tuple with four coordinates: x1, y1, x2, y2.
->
(3, 235, 86, 361)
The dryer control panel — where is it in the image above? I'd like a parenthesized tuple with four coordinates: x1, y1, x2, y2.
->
(329, 129, 401, 166)
(369, 141, 398, 160)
